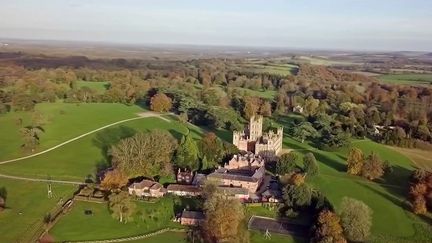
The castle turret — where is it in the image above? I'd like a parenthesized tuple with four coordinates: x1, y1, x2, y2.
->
(249, 115, 263, 141)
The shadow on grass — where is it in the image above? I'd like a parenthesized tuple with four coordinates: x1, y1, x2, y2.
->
(92, 125, 137, 160)
(357, 181, 410, 211)
(312, 151, 346, 173)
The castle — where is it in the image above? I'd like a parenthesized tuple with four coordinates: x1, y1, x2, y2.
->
(233, 116, 283, 158)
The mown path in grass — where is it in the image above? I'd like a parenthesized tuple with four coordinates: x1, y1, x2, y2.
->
(0, 111, 168, 165)
(0, 116, 203, 182)
(0, 103, 145, 161)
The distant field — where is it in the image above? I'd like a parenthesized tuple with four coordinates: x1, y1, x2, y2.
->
(378, 73, 432, 85)
(76, 81, 110, 93)
(295, 56, 358, 66)
(232, 62, 298, 76)
(0, 178, 76, 243)
(0, 102, 143, 161)
(231, 87, 277, 99)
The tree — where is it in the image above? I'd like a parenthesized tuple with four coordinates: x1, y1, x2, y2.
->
(259, 100, 272, 117)
(174, 132, 200, 171)
(101, 169, 129, 191)
(199, 132, 224, 170)
(111, 130, 178, 178)
(276, 152, 299, 175)
(283, 183, 312, 210)
(412, 196, 427, 215)
(293, 121, 319, 143)
(313, 210, 347, 243)
(339, 197, 372, 242)
(243, 96, 260, 119)
(203, 189, 249, 243)
(346, 147, 364, 175)
(150, 93, 172, 112)
(304, 96, 320, 116)
(303, 152, 319, 177)
(361, 153, 384, 180)
(108, 191, 136, 223)
(20, 126, 44, 152)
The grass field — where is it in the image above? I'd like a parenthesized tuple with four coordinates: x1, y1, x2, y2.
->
(0, 102, 143, 161)
(0, 178, 76, 242)
(386, 146, 432, 171)
(232, 62, 298, 76)
(76, 81, 110, 93)
(378, 73, 432, 85)
(0, 116, 203, 181)
(50, 197, 184, 241)
(230, 87, 277, 100)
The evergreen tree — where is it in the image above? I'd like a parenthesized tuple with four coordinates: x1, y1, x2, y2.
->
(175, 132, 200, 171)
(303, 152, 319, 177)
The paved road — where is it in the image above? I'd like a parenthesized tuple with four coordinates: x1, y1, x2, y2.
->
(0, 112, 169, 165)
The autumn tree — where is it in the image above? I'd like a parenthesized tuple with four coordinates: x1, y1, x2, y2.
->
(361, 153, 384, 180)
(108, 191, 136, 223)
(203, 187, 249, 243)
(110, 130, 178, 178)
(303, 152, 319, 177)
(339, 197, 372, 242)
(304, 96, 320, 116)
(276, 152, 299, 175)
(409, 170, 432, 215)
(101, 169, 129, 191)
(259, 100, 272, 117)
(150, 92, 172, 112)
(20, 126, 44, 152)
(243, 96, 260, 119)
(346, 147, 364, 175)
(312, 210, 347, 243)
(174, 132, 200, 171)
(199, 132, 224, 170)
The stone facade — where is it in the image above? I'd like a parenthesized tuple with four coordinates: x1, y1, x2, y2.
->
(233, 115, 283, 158)
(207, 166, 265, 193)
(128, 179, 166, 198)
(224, 153, 265, 170)
(181, 211, 205, 226)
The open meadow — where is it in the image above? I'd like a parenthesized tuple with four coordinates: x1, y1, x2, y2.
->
(378, 73, 432, 85)
(0, 178, 76, 242)
(1, 104, 431, 242)
(0, 102, 143, 161)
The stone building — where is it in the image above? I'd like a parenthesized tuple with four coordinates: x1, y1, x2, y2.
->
(224, 153, 265, 170)
(128, 179, 166, 198)
(180, 211, 205, 226)
(207, 166, 265, 193)
(233, 115, 283, 158)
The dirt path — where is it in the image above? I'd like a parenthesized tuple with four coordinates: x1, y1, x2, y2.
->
(0, 112, 169, 165)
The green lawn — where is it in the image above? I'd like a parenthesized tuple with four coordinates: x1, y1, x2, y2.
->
(232, 62, 298, 76)
(0, 116, 203, 181)
(276, 116, 432, 241)
(124, 232, 188, 243)
(0, 102, 144, 160)
(231, 87, 277, 100)
(378, 73, 432, 85)
(50, 197, 184, 241)
(76, 81, 110, 93)
(0, 178, 76, 243)
(250, 230, 305, 243)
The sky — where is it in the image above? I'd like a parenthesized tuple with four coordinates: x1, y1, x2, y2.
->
(0, 0, 431, 51)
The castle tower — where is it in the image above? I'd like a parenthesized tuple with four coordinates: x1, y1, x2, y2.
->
(249, 115, 263, 141)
